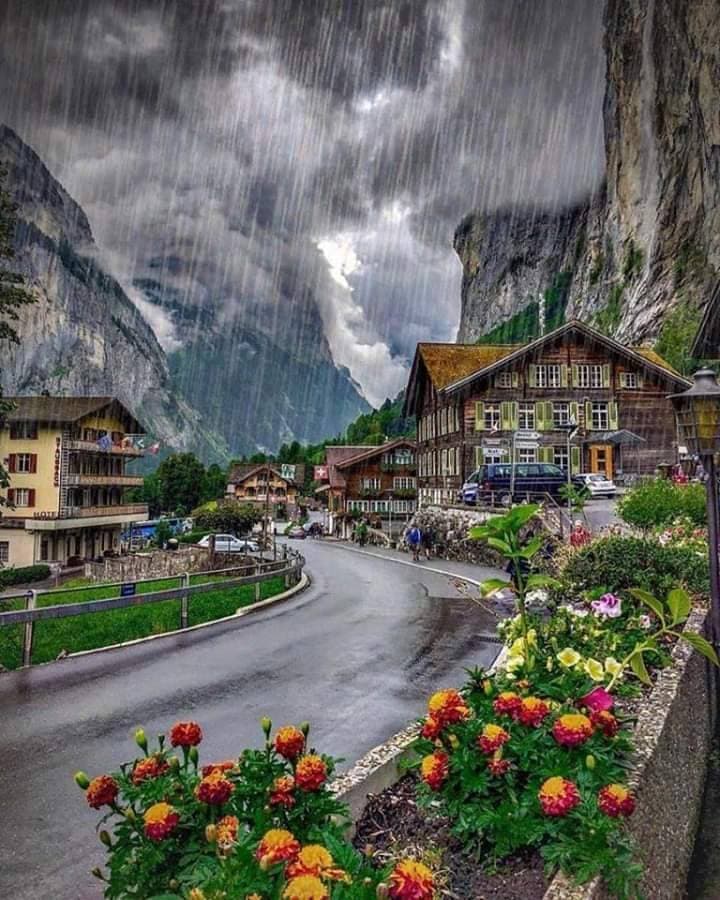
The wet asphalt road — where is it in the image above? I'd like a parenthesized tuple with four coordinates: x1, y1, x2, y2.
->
(0, 540, 502, 900)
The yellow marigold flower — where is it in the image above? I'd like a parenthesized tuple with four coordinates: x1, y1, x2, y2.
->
(143, 802, 179, 841)
(388, 859, 435, 900)
(538, 776, 580, 816)
(287, 844, 333, 877)
(604, 656, 623, 678)
(427, 689, 469, 725)
(282, 874, 329, 900)
(256, 828, 300, 867)
(557, 647, 582, 668)
(552, 713, 594, 747)
(584, 658, 605, 682)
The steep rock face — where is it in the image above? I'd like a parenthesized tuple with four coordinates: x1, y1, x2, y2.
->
(456, 0, 720, 345)
(0, 124, 227, 461)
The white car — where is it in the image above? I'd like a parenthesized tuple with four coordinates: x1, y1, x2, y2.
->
(575, 473, 617, 497)
(197, 534, 260, 553)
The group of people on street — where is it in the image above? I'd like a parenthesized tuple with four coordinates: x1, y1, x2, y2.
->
(405, 523, 435, 562)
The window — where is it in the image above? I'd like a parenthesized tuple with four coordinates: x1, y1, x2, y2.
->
(621, 372, 639, 389)
(553, 446, 569, 469)
(517, 449, 537, 464)
(591, 402, 609, 430)
(518, 402, 535, 430)
(9, 422, 38, 439)
(576, 364, 603, 389)
(553, 403, 570, 428)
(13, 488, 32, 507)
(496, 371, 513, 388)
(484, 403, 501, 430)
(535, 364, 561, 388)
(362, 478, 381, 491)
(393, 477, 416, 490)
(15, 453, 33, 473)
(394, 448, 413, 465)
(0, 541, 8, 563)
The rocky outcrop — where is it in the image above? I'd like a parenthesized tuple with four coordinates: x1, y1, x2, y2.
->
(456, 0, 720, 345)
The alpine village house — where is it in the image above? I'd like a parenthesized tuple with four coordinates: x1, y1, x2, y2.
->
(404, 320, 691, 507)
(0, 397, 147, 567)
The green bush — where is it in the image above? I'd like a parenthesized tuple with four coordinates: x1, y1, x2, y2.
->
(617, 478, 706, 529)
(562, 535, 709, 598)
(177, 529, 211, 544)
(0, 564, 51, 588)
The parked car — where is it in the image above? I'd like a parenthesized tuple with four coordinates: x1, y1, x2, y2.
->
(197, 534, 260, 553)
(461, 463, 584, 505)
(287, 525, 306, 539)
(574, 473, 617, 497)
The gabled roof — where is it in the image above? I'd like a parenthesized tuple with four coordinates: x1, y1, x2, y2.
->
(227, 463, 304, 487)
(334, 437, 416, 470)
(2, 396, 144, 431)
(690, 282, 720, 359)
(417, 343, 517, 390)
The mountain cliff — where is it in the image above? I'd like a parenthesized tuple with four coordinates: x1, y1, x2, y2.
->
(0, 124, 228, 460)
(456, 0, 720, 352)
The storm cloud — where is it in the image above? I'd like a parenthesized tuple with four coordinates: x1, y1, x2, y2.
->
(0, 0, 605, 406)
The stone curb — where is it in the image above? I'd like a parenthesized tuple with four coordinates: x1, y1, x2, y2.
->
(30, 571, 311, 667)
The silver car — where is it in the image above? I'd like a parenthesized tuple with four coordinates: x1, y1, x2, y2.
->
(575, 473, 617, 497)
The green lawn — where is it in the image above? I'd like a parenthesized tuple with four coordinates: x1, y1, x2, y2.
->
(0, 572, 288, 670)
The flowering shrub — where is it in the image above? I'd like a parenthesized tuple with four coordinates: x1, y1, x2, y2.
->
(76, 720, 395, 899)
(656, 517, 707, 556)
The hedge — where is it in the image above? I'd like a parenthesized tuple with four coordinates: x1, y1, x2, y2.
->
(0, 564, 52, 589)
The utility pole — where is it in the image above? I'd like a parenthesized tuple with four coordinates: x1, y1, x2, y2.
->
(262, 460, 271, 559)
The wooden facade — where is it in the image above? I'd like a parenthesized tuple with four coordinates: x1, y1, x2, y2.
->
(226, 464, 302, 515)
(322, 439, 417, 516)
(403, 321, 691, 506)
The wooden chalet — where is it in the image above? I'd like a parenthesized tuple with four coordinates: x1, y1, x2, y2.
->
(321, 439, 417, 516)
(403, 320, 691, 506)
(226, 463, 305, 516)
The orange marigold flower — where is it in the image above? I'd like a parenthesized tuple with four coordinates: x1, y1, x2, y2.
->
(86, 775, 119, 809)
(590, 709, 619, 738)
(493, 691, 522, 718)
(427, 689, 469, 726)
(216, 814, 239, 849)
(195, 769, 235, 805)
(487, 756, 510, 776)
(477, 723, 510, 754)
(552, 713, 594, 748)
(143, 802, 180, 841)
(169, 721, 203, 747)
(270, 775, 296, 807)
(201, 759, 237, 777)
(388, 859, 435, 900)
(274, 726, 306, 760)
(517, 696, 550, 727)
(420, 751, 449, 791)
(538, 777, 581, 817)
(598, 784, 636, 818)
(295, 755, 328, 792)
(256, 829, 301, 867)
(420, 716, 443, 740)
(286, 844, 335, 878)
(282, 874, 329, 900)
(132, 756, 169, 785)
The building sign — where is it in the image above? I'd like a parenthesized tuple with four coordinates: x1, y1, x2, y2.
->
(53, 437, 61, 486)
(120, 582, 136, 597)
(313, 465, 329, 481)
(280, 464, 296, 481)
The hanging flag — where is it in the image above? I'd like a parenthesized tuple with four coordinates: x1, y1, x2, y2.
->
(313, 465, 329, 481)
(97, 434, 112, 452)
(148, 442, 161, 455)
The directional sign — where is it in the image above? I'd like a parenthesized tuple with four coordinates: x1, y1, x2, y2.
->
(515, 440, 540, 450)
(514, 430, 541, 441)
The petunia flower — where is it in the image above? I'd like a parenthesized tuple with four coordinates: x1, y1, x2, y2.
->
(591, 593, 623, 618)
(557, 647, 582, 668)
(584, 658, 605, 682)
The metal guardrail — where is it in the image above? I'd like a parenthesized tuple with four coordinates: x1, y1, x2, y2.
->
(0, 549, 305, 667)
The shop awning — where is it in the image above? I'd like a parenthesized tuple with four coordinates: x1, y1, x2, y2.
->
(583, 430, 646, 445)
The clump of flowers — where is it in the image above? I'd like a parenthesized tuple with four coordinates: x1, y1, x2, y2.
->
(477, 723, 509, 754)
(132, 755, 169, 785)
(493, 691, 522, 717)
(427, 688, 470, 726)
(591, 709, 619, 738)
(215, 814, 239, 850)
(82, 774, 119, 809)
(274, 725, 306, 760)
(269, 775, 296, 807)
(169, 720, 203, 747)
(387, 859, 435, 900)
(195, 769, 235, 805)
(295, 755, 328, 792)
(256, 828, 301, 867)
(143, 802, 180, 841)
(538, 777, 581, 817)
(591, 593, 623, 619)
(516, 696, 550, 727)
(598, 784, 636, 818)
(552, 713, 594, 748)
(282, 873, 328, 899)
(420, 750, 449, 791)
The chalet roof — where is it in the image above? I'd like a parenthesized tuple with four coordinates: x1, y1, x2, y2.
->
(417, 343, 517, 390)
(691, 282, 720, 358)
(227, 463, 304, 487)
(2, 396, 144, 431)
(633, 348, 682, 376)
(334, 438, 416, 470)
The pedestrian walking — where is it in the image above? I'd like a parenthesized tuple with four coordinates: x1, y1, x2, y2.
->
(406, 523, 422, 561)
(421, 525, 434, 560)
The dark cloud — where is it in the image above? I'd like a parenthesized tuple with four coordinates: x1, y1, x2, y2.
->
(0, 0, 605, 404)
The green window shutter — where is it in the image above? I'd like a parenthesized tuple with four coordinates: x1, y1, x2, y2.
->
(585, 400, 593, 429)
(544, 401, 554, 429)
(475, 401, 484, 431)
(528, 365, 536, 387)
(569, 401, 579, 426)
(571, 446, 581, 473)
(609, 401, 619, 430)
(511, 401, 519, 430)
(501, 401, 512, 430)
(535, 400, 545, 430)
(571, 364, 579, 388)
(637, 373, 644, 389)
(474, 446, 484, 468)
(602, 364, 611, 388)
(512, 371, 519, 388)
(540, 446, 552, 463)
(561, 364, 569, 387)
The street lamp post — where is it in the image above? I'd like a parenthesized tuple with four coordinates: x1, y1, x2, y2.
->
(669, 369, 720, 644)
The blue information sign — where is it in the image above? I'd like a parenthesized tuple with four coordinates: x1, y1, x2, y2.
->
(120, 582, 136, 597)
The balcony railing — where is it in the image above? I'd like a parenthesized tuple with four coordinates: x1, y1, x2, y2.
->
(32, 504, 148, 521)
(65, 473, 144, 487)
(65, 439, 144, 457)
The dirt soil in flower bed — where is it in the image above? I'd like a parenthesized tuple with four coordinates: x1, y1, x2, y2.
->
(353, 773, 547, 900)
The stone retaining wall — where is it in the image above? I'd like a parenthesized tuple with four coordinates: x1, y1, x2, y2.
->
(85, 548, 256, 582)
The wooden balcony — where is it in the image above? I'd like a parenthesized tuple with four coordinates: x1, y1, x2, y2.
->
(65, 503, 148, 519)
(65, 439, 144, 457)
(65, 473, 144, 487)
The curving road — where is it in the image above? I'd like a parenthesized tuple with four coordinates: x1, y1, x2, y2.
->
(0, 541, 503, 899)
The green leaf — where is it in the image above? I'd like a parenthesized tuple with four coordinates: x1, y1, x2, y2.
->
(507, 504, 540, 529)
(525, 574, 561, 591)
(468, 526, 489, 541)
(518, 536, 544, 559)
(628, 588, 665, 622)
(681, 632, 720, 666)
(480, 578, 511, 597)
(667, 588, 691, 625)
(629, 650, 652, 685)
(487, 537, 513, 555)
